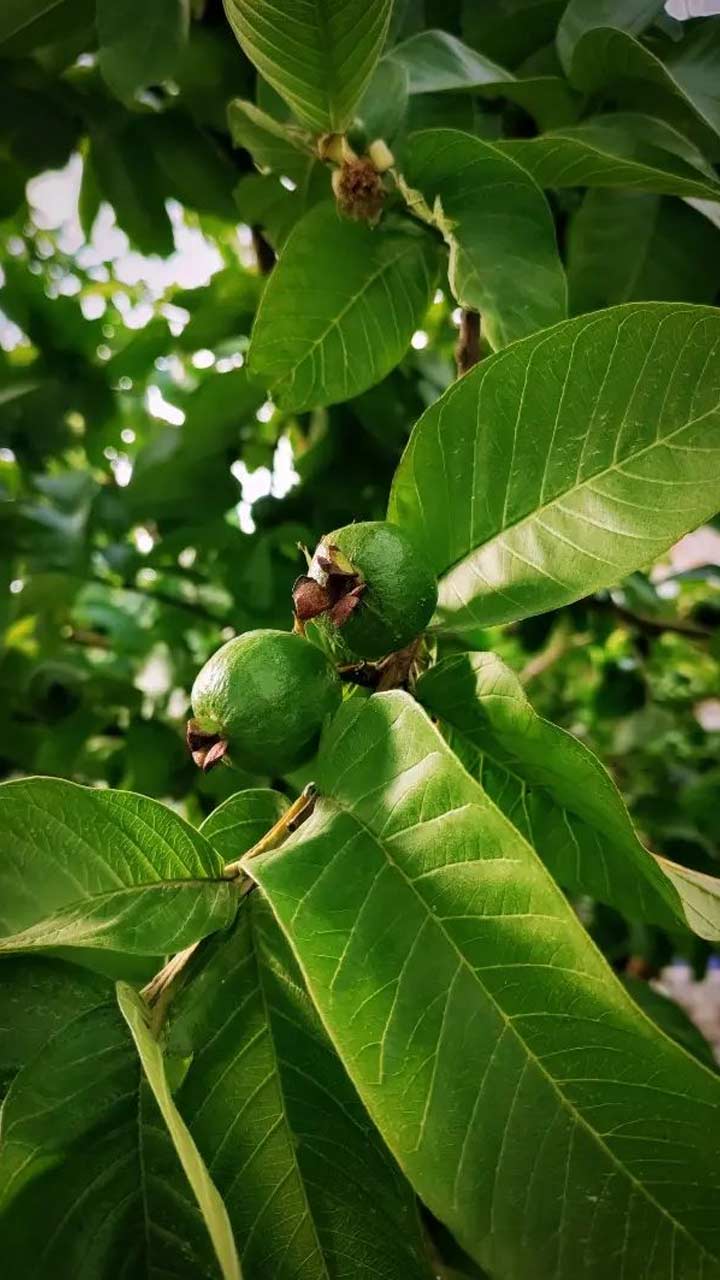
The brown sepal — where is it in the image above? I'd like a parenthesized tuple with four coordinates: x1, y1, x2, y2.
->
(186, 718, 228, 772)
(328, 582, 365, 626)
(292, 574, 331, 622)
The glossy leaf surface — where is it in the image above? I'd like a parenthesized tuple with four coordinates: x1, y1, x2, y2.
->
(389, 302, 720, 628)
(255, 692, 720, 1279)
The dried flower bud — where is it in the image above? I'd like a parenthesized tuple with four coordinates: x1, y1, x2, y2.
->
(332, 157, 385, 223)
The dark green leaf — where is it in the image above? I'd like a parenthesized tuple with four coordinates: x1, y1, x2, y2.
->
(89, 121, 175, 256)
(567, 191, 720, 312)
(391, 29, 580, 129)
(399, 128, 567, 348)
(98, 0, 190, 100)
(497, 112, 720, 201)
(622, 975, 718, 1071)
(556, 0, 664, 75)
(117, 982, 242, 1280)
(228, 99, 315, 182)
(223, 0, 393, 132)
(254, 691, 720, 1279)
(248, 203, 438, 411)
(0, 0, 94, 55)
(389, 302, 720, 628)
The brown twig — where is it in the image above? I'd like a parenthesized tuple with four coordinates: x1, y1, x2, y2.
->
(455, 309, 481, 377)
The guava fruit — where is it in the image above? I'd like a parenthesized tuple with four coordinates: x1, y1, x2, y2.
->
(188, 629, 341, 775)
(293, 521, 437, 660)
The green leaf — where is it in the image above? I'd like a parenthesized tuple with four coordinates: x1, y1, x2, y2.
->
(622, 975, 718, 1071)
(567, 190, 720, 313)
(0, 0, 94, 54)
(223, 0, 393, 132)
(415, 651, 720, 939)
(98, 0, 190, 100)
(0, 1002, 224, 1276)
(556, 0, 664, 75)
(497, 112, 720, 202)
(398, 128, 567, 349)
(248, 203, 438, 411)
(0, 955, 108, 1097)
(88, 121, 175, 256)
(389, 302, 720, 628)
(562, 19, 720, 148)
(460, 0, 565, 70)
(0, 777, 237, 955)
(199, 787, 289, 862)
(391, 29, 580, 130)
(253, 691, 720, 1278)
(164, 895, 433, 1280)
(228, 99, 316, 182)
(117, 982, 242, 1280)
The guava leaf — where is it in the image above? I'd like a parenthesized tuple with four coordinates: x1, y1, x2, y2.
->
(163, 895, 434, 1280)
(223, 0, 393, 132)
(398, 128, 567, 349)
(390, 28, 579, 129)
(117, 983, 242, 1280)
(497, 113, 720, 202)
(389, 302, 720, 629)
(0, 777, 237, 956)
(415, 651, 720, 939)
(0, 1001, 225, 1277)
(253, 691, 720, 1278)
(622, 976, 718, 1072)
(228, 100, 316, 183)
(199, 787, 289, 863)
(97, 0, 190, 101)
(567, 191, 720, 313)
(556, 0, 664, 75)
(248, 203, 438, 411)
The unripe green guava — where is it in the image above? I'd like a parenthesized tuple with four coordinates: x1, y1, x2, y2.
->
(295, 521, 437, 660)
(190, 629, 341, 775)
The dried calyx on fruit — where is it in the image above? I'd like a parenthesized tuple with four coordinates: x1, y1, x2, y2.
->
(293, 521, 438, 661)
(188, 629, 341, 776)
(319, 133, 394, 223)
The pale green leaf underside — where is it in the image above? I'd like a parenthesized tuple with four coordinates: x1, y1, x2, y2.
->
(222, 0, 392, 132)
(254, 692, 720, 1279)
(400, 128, 567, 349)
(248, 203, 438, 411)
(390, 29, 579, 130)
(166, 896, 433, 1280)
(416, 652, 720, 939)
(118, 983, 242, 1280)
(389, 302, 720, 629)
(0, 777, 231, 954)
(497, 113, 720, 202)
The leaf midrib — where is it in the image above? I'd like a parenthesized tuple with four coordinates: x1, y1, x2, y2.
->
(317, 791, 719, 1265)
(438, 332, 720, 581)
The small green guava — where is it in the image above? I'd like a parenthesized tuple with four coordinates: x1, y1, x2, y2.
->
(189, 629, 341, 775)
(293, 521, 438, 660)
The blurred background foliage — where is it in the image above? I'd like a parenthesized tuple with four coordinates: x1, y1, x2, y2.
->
(1, 0, 719, 978)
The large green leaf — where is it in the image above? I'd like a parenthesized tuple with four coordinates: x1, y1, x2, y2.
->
(415, 651, 720, 939)
(253, 691, 720, 1278)
(0, 777, 237, 955)
(0, 955, 108, 1097)
(164, 894, 433, 1280)
(97, 0, 190, 100)
(399, 128, 567, 349)
(498, 113, 720, 201)
(390, 29, 580, 130)
(0, 1002, 223, 1276)
(561, 19, 720, 148)
(223, 0, 393, 132)
(248, 203, 438, 411)
(556, 0, 664, 74)
(567, 190, 720, 313)
(389, 302, 720, 629)
(117, 983, 242, 1280)
(88, 120, 174, 256)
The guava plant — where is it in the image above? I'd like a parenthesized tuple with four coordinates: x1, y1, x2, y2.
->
(2, 1, 720, 1278)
